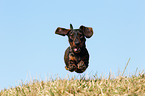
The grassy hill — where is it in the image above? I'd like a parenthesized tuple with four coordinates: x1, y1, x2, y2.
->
(0, 72, 145, 96)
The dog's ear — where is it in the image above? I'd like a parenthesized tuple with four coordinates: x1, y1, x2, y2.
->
(80, 25, 93, 38)
(55, 27, 70, 36)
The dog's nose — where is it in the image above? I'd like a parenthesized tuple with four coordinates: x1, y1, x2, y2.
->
(75, 41, 80, 45)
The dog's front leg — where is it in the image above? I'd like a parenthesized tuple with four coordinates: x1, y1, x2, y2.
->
(77, 60, 87, 70)
(66, 53, 77, 72)
(67, 60, 77, 72)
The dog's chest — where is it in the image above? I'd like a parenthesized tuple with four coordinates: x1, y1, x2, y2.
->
(69, 52, 82, 64)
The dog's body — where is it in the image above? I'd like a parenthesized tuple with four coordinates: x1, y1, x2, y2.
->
(64, 46, 89, 73)
(55, 24, 93, 73)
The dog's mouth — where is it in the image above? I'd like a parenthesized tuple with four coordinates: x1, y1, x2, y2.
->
(73, 47, 81, 53)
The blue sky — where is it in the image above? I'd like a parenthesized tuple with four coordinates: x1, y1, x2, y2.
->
(0, 0, 145, 90)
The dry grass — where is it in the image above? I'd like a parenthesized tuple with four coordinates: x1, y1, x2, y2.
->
(0, 72, 145, 96)
(1, 58, 145, 95)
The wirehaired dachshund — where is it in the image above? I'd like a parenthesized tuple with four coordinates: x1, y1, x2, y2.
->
(55, 24, 93, 73)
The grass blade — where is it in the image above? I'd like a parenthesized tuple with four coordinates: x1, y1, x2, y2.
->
(122, 58, 131, 76)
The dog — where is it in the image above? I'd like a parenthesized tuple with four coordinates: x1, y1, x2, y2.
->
(55, 24, 93, 73)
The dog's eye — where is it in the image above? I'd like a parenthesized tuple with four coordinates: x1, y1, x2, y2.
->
(69, 34, 73, 40)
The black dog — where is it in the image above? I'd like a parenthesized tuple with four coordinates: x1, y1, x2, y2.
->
(55, 24, 93, 73)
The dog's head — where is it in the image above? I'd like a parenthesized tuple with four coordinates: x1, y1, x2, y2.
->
(55, 24, 93, 53)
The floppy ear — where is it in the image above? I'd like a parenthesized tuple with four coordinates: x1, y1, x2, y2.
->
(55, 27, 70, 36)
(80, 25, 93, 38)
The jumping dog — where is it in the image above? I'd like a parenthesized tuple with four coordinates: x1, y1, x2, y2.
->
(55, 24, 93, 73)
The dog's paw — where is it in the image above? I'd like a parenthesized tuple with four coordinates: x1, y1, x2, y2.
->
(77, 61, 86, 70)
(65, 66, 69, 70)
(68, 64, 77, 72)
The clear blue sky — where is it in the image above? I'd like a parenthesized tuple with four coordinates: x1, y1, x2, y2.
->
(0, 0, 145, 90)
